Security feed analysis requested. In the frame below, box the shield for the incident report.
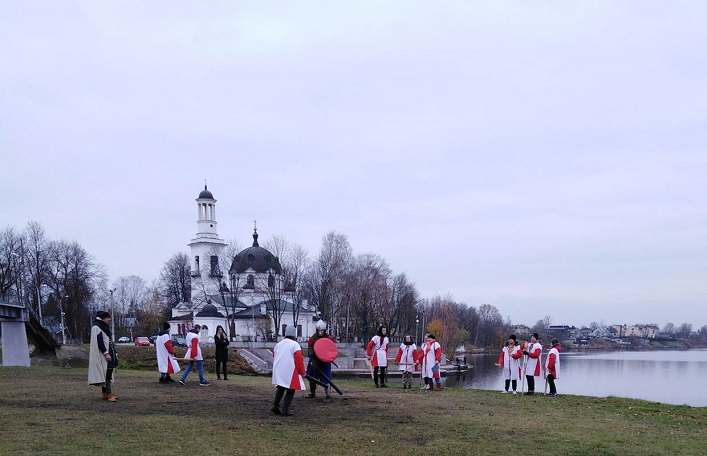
[313,337,338,363]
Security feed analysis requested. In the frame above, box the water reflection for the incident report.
[442,349,707,407]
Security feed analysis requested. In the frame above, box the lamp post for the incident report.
[416,315,419,345]
[109,289,115,343]
[422,309,426,340]
[60,295,68,345]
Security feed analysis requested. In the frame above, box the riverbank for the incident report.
[0,366,704,456]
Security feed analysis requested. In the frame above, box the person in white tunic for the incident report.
[495,334,522,394]
[156,322,180,383]
[544,338,561,397]
[366,325,390,388]
[271,326,306,416]
[395,334,417,389]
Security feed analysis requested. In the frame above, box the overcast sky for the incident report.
[2,2,706,329]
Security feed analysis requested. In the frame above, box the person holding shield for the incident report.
[367,325,390,388]
[305,319,334,401]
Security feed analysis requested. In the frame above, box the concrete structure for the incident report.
[0,299,30,366]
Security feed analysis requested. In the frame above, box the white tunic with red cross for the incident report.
[419,341,442,379]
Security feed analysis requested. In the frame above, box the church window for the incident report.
[210,256,221,277]
[194,256,200,273]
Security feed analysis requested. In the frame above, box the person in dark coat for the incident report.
[214,325,230,380]
[88,311,118,402]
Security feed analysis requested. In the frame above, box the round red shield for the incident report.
[313,337,338,363]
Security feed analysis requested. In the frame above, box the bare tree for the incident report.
[159,252,191,307]
[475,303,504,347]
[262,235,310,339]
[0,226,23,301]
[23,222,51,320]
[44,239,103,343]
[662,322,675,336]
[304,231,352,339]
[112,275,147,335]
[531,315,553,340]
[676,323,692,339]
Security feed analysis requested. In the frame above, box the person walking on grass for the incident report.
[156,322,180,383]
[271,326,306,416]
[88,311,118,402]
[416,333,443,391]
[367,325,390,388]
[179,324,211,386]
[522,332,542,395]
[214,325,229,380]
[395,333,417,389]
[545,338,561,397]
[495,334,522,394]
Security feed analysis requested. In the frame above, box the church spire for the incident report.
[252,220,259,247]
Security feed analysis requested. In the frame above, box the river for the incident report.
[443,349,707,407]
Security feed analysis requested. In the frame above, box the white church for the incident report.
[168,185,319,344]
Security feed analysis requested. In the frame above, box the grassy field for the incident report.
[0,365,705,456]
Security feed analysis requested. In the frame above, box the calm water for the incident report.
[443,349,707,407]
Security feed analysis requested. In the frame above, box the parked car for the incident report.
[117,336,130,343]
[171,336,187,347]
[148,335,159,345]
[134,336,151,346]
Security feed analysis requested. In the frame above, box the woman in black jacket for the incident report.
[214,325,230,380]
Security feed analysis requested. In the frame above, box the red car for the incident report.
[134,336,151,346]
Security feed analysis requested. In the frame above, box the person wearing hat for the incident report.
[88,311,118,402]
[495,334,522,394]
[544,338,561,397]
[156,322,180,383]
[305,319,334,401]
[271,325,306,416]
[522,332,543,395]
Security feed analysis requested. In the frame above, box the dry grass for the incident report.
[0,366,705,456]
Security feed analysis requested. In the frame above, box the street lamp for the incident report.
[422,309,426,340]
[416,315,419,344]
[109,289,115,343]
[60,295,68,345]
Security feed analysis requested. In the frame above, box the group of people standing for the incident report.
[366,325,444,391]
[496,332,561,397]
